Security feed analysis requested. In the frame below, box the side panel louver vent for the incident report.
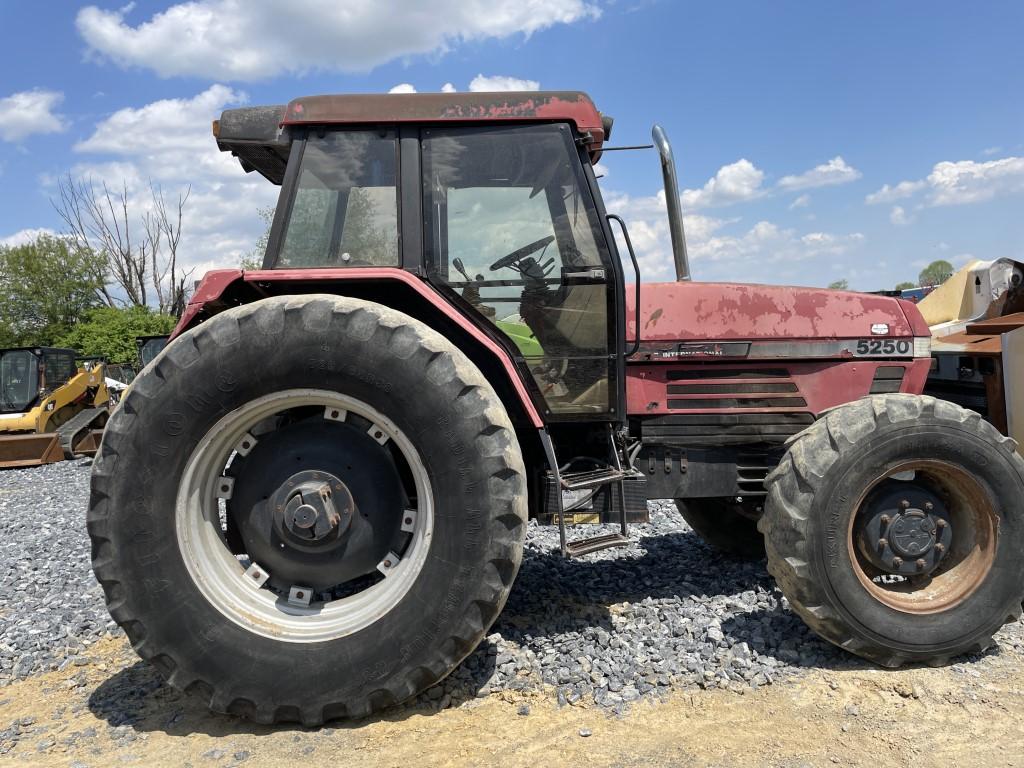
[870,366,906,394]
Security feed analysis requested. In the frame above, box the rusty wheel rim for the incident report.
[848,460,997,614]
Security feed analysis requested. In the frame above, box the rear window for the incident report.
[43,350,76,388]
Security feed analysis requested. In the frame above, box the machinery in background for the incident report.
[0,347,110,468]
[136,335,169,369]
[922,258,1024,449]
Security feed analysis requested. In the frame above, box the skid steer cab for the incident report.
[0,347,109,467]
[89,91,1024,724]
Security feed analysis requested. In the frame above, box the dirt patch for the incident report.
[1,637,1022,767]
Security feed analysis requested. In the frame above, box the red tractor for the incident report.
[89,92,1024,724]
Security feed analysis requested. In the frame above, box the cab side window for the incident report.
[276,131,399,268]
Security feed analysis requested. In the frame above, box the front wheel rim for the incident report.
[848,460,997,614]
[175,389,434,643]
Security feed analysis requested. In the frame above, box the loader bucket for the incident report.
[0,433,64,468]
[72,428,105,457]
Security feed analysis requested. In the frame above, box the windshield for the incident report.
[0,351,40,413]
[273,130,399,268]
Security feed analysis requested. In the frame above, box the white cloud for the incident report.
[864,179,927,205]
[927,157,1024,205]
[0,227,58,247]
[603,187,863,284]
[788,193,811,210]
[867,156,1024,207]
[467,74,540,92]
[388,83,417,94]
[889,205,910,226]
[441,82,457,93]
[982,146,1003,156]
[777,156,861,191]
[0,89,67,142]
[681,159,766,210]
[70,85,278,273]
[593,162,610,178]
[76,1,598,80]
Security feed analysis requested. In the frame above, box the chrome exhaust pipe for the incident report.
[652,124,691,281]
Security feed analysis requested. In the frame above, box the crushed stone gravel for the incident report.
[2,460,1021,716]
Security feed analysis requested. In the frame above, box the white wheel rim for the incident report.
[175,389,433,643]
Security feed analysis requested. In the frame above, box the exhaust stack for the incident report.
[652,124,690,281]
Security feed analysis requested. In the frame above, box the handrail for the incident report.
[606,214,641,357]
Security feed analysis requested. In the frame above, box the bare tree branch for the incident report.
[51,174,193,316]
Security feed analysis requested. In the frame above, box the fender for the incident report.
[173,267,544,428]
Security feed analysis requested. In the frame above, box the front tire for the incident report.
[760,394,1024,667]
[88,295,527,723]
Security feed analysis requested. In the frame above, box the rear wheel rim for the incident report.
[175,389,433,643]
[848,460,997,614]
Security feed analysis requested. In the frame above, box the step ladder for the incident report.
[541,425,634,558]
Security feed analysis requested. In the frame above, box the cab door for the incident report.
[421,123,622,420]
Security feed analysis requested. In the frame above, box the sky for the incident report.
[0,0,1021,290]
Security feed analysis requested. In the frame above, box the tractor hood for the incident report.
[626,281,929,360]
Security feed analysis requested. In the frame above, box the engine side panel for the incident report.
[627,281,919,342]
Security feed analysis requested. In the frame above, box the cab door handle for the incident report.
[564,268,606,280]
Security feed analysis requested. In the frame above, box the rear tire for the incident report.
[760,394,1024,667]
[88,295,527,723]
[674,499,765,559]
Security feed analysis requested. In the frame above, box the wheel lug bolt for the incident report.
[924,501,934,512]
[880,515,891,525]
[916,559,926,570]
[935,543,945,554]
[936,518,947,529]
[892,557,903,567]
[899,500,910,510]
[878,538,888,549]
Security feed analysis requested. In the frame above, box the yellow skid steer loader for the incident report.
[0,347,110,468]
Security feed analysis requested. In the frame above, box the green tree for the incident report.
[0,234,106,346]
[828,279,850,290]
[56,305,176,364]
[241,206,275,270]
[918,260,954,287]
[895,281,916,291]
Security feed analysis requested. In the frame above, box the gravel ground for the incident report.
[2,460,1022,718]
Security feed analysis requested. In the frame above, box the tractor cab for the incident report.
[0,347,77,414]
[223,94,631,423]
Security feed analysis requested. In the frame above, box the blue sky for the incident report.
[0,0,1021,290]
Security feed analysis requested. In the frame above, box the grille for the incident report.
[641,412,814,447]
[665,369,806,411]
[648,368,811,446]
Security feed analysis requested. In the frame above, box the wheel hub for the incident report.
[857,480,953,577]
[226,418,407,592]
[273,471,354,544]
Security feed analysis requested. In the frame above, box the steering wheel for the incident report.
[489,235,556,272]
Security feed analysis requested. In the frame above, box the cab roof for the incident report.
[215,91,609,184]
[282,91,605,141]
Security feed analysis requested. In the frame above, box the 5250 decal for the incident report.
[854,338,912,356]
